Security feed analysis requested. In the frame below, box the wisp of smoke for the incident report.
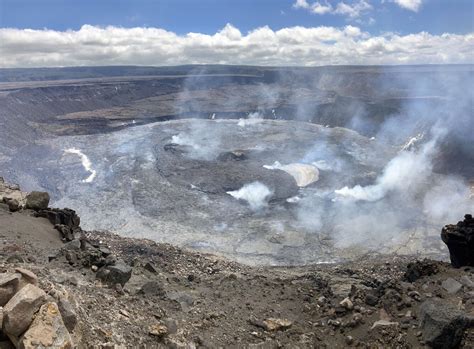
[237,112,263,127]
[335,128,441,202]
[227,181,273,210]
[171,120,223,160]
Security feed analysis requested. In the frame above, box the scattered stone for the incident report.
[144,262,158,274]
[63,240,81,251]
[403,260,439,282]
[162,318,178,334]
[96,261,132,286]
[25,191,50,211]
[99,246,112,256]
[371,320,399,330]
[340,297,354,310]
[365,293,378,306]
[55,224,75,241]
[459,275,474,288]
[262,318,292,331]
[2,283,47,336]
[0,274,20,306]
[419,298,468,349]
[20,302,73,348]
[119,309,130,318]
[15,268,38,287]
[148,323,168,337]
[6,254,24,264]
[139,281,165,296]
[441,278,463,294]
[58,298,77,332]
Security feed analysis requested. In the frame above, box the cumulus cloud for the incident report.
[0,24,472,67]
[294,0,372,18]
[392,0,423,12]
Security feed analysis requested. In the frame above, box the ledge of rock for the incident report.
[441,214,474,267]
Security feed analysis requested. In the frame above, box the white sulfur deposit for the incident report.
[64,148,97,183]
[264,161,319,187]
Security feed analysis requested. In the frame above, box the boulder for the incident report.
[2,284,47,336]
[96,261,132,286]
[441,214,474,267]
[20,302,73,349]
[25,192,50,211]
[419,298,468,349]
[0,274,20,306]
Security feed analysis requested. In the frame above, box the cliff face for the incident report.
[2,65,463,141]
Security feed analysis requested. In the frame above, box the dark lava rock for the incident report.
[403,259,439,282]
[441,214,474,268]
[36,207,80,229]
[96,261,132,286]
[419,298,468,349]
[25,191,50,210]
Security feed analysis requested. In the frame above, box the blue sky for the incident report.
[1,0,472,36]
[0,0,472,67]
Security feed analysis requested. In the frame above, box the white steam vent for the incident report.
[264,161,319,187]
[227,181,273,210]
[64,148,97,183]
[237,112,263,127]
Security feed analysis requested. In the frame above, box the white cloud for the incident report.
[0,24,472,68]
[393,0,423,12]
[293,0,310,9]
[334,1,372,18]
[293,0,372,18]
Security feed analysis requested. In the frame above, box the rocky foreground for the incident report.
[0,177,473,348]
